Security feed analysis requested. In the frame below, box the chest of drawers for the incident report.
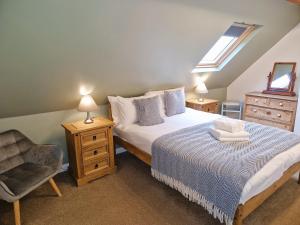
[244,92,298,131]
[62,117,115,186]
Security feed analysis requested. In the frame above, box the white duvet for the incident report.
[114,108,300,204]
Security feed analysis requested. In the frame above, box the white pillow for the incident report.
[116,95,146,127]
[107,96,120,125]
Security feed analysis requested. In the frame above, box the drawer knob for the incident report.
[279,102,283,106]
[93,136,97,141]
[255,99,258,102]
[266,111,271,115]
[253,109,257,112]
[277,113,281,118]
[95,164,99,169]
[93,150,98,155]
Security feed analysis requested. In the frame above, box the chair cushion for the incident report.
[0,162,55,196]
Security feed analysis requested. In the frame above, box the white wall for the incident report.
[227,23,300,100]
[227,23,300,133]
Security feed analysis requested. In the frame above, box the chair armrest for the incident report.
[24,144,63,171]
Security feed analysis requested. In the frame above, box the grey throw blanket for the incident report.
[151,122,300,225]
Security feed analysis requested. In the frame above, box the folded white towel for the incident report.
[209,128,250,142]
[213,118,245,133]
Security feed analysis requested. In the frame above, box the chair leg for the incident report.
[13,200,21,225]
[49,178,62,197]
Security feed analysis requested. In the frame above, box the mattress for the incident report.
[114,108,300,204]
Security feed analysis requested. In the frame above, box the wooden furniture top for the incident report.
[62,117,114,134]
[186,98,219,105]
[246,92,297,101]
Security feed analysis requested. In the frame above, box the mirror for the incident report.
[263,62,296,96]
[270,64,294,89]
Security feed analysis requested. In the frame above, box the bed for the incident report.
[109,105,300,225]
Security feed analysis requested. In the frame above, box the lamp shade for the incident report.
[78,95,98,112]
[195,80,208,94]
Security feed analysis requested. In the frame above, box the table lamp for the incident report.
[78,94,98,124]
[195,80,208,102]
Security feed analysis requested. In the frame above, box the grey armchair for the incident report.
[0,130,63,225]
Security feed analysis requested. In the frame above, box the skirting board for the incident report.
[60,163,69,173]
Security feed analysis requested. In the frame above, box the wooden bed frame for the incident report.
[108,104,300,225]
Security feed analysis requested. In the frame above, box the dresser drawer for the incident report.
[244,116,291,131]
[246,96,269,108]
[83,157,110,176]
[246,95,297,111]
[268,98,297,111]
[82,145,109,162]
[80,128,108,148]
[245,105,293,123]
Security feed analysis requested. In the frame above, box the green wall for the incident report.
[0,0,299,118]
[0,87,226,163]
[0,106,107,163]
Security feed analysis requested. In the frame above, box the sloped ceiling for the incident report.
[0,0,299,118]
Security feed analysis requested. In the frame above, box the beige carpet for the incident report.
[0,153,300,225]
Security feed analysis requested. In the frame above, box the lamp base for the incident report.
[84,112,94,124]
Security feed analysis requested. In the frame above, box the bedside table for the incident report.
[186,98,219,113]
[62,117,115,186]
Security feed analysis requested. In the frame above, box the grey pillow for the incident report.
[134,96,164,126]
[164,89,186,116]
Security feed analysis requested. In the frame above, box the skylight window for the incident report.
[192,23,256,73]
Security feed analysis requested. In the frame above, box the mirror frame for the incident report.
[263,62,296,96]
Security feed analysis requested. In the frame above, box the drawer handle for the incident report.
[95,164,99,169]
[93,136,97,141]
[277,113,281,118]
[279,102,283,106]
[252,109,257,113]
[266,111,271,115]
[93,150,98,155]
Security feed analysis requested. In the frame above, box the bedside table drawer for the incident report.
[186,102,201,110]
[80,128,108,148]
[82,145,109,161]
[83,157,110,176]
[203,103,218,113]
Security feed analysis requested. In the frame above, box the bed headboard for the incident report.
[107,102,113,122]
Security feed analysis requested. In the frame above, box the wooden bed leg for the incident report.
[49,178,62,197]
[233,205,243,225]
[13,200,21,225]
